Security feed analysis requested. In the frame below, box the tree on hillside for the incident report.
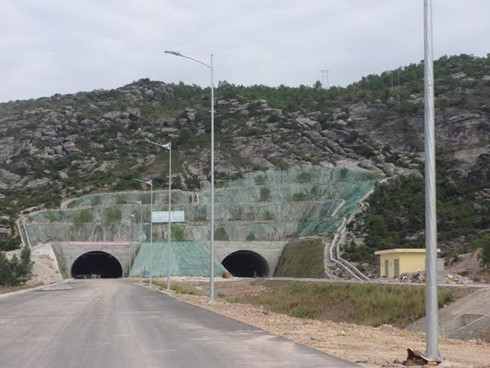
[0,246,33,287]
[477,234,490,268]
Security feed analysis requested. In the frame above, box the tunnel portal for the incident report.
[222,250,270,277]
[71,251,123,279]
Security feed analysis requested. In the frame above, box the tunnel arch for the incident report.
[71,251,123,279]
[222,250,270,277]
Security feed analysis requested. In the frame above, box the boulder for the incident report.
[103,111,121,121]
[0,169,21,188]
[26,178,51,189]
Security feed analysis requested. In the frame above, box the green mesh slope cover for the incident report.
[130,241,228,277]
[25,166,382,244]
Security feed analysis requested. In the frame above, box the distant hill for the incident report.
[0,54,488,262]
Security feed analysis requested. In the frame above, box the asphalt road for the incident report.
[0,279,358,368]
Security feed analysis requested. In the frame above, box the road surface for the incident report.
[0,279,358,368]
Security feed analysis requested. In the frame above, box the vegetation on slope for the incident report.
[225,280,465,328]
[274,238,325,278]
[345,154,489,263]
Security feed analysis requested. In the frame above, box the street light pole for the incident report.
[137,179,153,286]
[131,200,143,274]
[129,214,136,271]
[146,140,172,291]
[165,50,215,301]
[423,0,440,361]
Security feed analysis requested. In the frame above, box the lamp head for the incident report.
[165,50,182,57]
[146,139,171,150]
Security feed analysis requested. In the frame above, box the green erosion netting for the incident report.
[25,166,382,244]
[130,241,228,277]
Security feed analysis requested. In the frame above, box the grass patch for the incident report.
[274,239,325,278]
[153,280,205,296]
[225,280,465,328]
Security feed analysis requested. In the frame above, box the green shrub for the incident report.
[171,226,185,241]
[0,246,32,286]
[292,192,309,201]
[260,187,270,202]
[477,234,490,268]
[214,227,229,241]
[246,233,256,241]
[73,209,94,227]
[103,207,122,225]
[263,210,275,221]
[194,207,207,222]
[254,175,267,186]
[296,172,312,183]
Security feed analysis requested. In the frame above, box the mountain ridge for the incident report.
[1,53,488,263]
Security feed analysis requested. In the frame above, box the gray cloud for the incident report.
[1,0,489,102]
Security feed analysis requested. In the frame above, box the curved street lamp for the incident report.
[165,50,216,301]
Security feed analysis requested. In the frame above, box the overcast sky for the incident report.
[1,0,489,102]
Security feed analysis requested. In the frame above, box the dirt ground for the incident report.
[144,277,490,368]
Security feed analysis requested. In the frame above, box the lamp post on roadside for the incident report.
[137,179,153,286]
[129,214,136,268]
[423,0,440,361]
[130,200,143,244]
[146,140,172,291]
[165,50,216,301]
[130,200,143,277]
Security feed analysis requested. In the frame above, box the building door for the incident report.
[384,260,389,277]
[394,259,400,277]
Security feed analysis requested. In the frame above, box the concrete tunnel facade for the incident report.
[53,240,287,278]
[53,241,138,278]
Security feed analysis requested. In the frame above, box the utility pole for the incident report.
[320,69,330,89]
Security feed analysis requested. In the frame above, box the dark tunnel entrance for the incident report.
[71,251,123,279]
[222,250,270,277]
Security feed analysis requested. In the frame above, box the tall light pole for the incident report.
[146,140,172,291]
[423,0,440,361]
[129,214,136,270]
[137,179,153,286]
[165,50,216,301]
[130,200,143,244]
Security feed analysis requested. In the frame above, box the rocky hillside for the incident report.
[0,54,488,260]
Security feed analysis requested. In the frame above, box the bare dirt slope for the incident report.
[444,252,490,284]
[144,278,490,368]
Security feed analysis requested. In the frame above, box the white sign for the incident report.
[152,211,185,223]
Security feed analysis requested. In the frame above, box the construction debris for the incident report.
[403,348,441,366]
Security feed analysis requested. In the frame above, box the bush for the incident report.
[171,226,185,241]
[296,172,312,183]
[214,227,229,241]
[259,187,270,202]
[246,233,256,241]
[263,210,275,221]
[73,210,94,228]
[292,192,309,201]
[254,175,267,186]
[0,246,33,286]
[103,207,122,225]
[477,234,490,268]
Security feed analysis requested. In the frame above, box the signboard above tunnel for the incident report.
[152,211,185,223]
